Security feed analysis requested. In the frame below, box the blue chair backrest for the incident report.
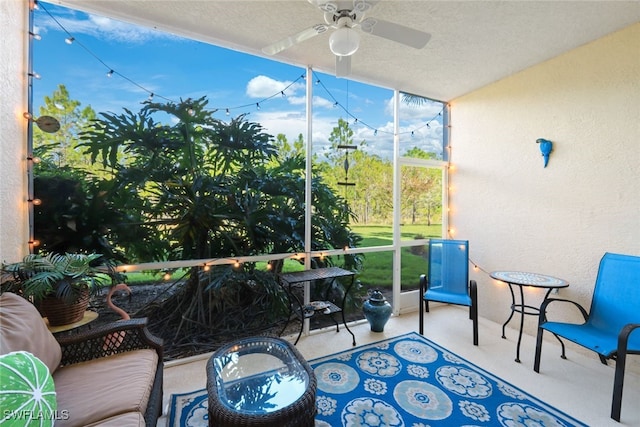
[588,253,640,333]
[428,239,469,296]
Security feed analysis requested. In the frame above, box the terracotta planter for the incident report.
[40,288,90,326]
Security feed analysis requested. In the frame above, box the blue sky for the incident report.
[33,2,444,160]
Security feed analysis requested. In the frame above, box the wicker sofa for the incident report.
[0,292,163,427]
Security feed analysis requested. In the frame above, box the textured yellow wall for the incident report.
[0,0,29,264]
[451,23,640,332]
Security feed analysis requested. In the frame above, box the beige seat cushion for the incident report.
[0,292,62,373]
[53,349,158,427]
[85,411,145,427]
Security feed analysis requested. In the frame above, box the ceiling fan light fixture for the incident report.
[329,26,360,56]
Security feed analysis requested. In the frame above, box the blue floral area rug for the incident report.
[168,332,586,426]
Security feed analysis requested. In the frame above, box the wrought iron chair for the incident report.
[534,252,640,422]
[419,239,478,345]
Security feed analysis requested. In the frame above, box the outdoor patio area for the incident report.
[159,305,640,426]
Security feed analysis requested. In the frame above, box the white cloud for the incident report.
[312,96,336,110]
[246,75,305,99]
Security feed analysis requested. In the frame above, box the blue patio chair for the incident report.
[534,252,640,422]
[419,239,478,345]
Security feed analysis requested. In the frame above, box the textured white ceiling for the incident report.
[57,0,640,102]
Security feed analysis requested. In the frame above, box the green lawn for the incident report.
[353,224,442,289]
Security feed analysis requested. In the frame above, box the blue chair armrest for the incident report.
[619,323,640,354]
[419,274,428,294]
[538,297,589,327]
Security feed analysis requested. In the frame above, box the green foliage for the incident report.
[78,97,361,266]
[201,265,289,326]
[34,84,99,175]
[33,176,127,260]
[1,253,115,304]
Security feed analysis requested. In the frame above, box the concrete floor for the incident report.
[158,306,640,426]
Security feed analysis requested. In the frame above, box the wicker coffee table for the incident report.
[206,336,317,427]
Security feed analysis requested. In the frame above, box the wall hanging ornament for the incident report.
[337,144,357,188]
[536,138,553,168]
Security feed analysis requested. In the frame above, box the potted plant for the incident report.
[1,252,116,326]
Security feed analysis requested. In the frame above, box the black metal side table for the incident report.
[279,267,357,346]
[491,271,569,363]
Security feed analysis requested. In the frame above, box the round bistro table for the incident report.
[490,271,569,363]
[206,336,317,427]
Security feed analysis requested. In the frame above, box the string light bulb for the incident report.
[64,36,74,44]
[28,72,40,79]
[106,69,114,78]
[28,198,42,206]
[163,271,171,281]
[203,264,210,272]
[29,31,41,40]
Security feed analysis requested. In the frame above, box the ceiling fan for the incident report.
[262,0,431,77]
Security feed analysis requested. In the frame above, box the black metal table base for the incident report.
[279,267,357,346]
[502,285,566,363]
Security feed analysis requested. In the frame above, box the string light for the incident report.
[28,198,42,206]
[36,2,444,136]
[29,31,41,40]
[28,72,40,79]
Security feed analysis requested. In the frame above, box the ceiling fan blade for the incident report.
[360,17,430,49]
[335,55,351,78]
[353,0,379,15]
[262,24,328,55]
